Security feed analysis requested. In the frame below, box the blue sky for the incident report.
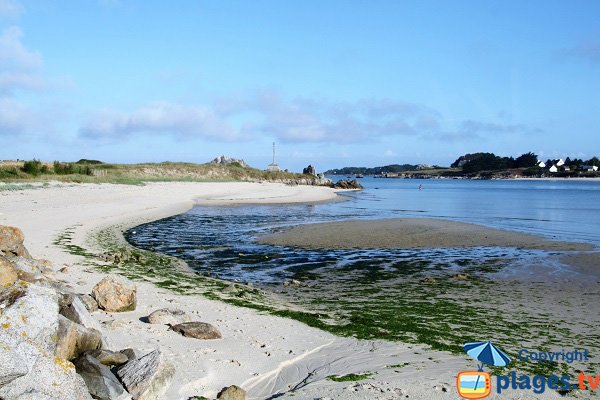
[1,0,599,171]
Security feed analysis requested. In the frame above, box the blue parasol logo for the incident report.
[464,341,511,370]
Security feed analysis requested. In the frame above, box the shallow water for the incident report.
[126,178,600,285]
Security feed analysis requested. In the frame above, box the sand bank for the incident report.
[0,182,569,399]
[257,218,595,251]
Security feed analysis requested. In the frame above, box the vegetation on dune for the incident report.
[0,159,320,184]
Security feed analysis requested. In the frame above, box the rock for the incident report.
[209,155,249,168]
[169,322,222,340]
[59,266,70,273]
[146,308,192,325]
[302,165,316,176]
[79,294,99,313]
[0,282,92,399]
[92,275,136,312]
[332,179,363,189]
[283,279,302,287]
[74,355,131,400]
[453,273,470,280]
[0,257,18,287]
[120,348,142,362]
[0,225,31,258]
[217,385,247,400]
[421,277,437,284]
[7,256,46,282]
[0,347,28,387]
[84,349,128,366]
[55,315,102,361]
[59,294,102,330]
[117,349,175,400]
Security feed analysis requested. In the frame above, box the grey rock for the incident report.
[169,322,222,340]
[117,349,174,400]
[0,347,28,387]
[217,385,247,400]
[119,348,142,362]
[85,349,129,366]
[146,308,192,325]
[75,355,131,400]
[59,293,102,331]
[79,294,99,312]
[209,155,249,168]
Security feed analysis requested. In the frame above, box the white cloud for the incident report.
[0,0,23,17]
[80,102,241,141]
[0,26,41,70]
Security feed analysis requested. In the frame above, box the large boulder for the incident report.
[0,225,31,259]
[217,385,247,400]
[0,257,18,287]
[74,354,131,400]
[117,349,175,400]
[146,308,192,326]
[0,283,92,399]
[55,315,102,361]
[168,322,222,340]
[6,256,47,282]
[92,276,136,312]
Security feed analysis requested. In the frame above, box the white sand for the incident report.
[0,182,563,399]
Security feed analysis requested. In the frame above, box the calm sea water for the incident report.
[126,178,600,284]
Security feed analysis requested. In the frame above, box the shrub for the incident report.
[21,159,44,176]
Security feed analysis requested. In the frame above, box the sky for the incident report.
[0,0,599,171]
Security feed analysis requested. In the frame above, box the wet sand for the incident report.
[257,218,596,251]
[559,252,600,276]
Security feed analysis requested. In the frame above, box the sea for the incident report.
[125,178,600,357]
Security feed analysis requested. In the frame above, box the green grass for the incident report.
[327,373,374,382]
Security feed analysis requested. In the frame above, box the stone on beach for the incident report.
[0,225,31,259]
[92,275,137,312]
[55,315,103,361]
[84,349,129,366]
[168,321,222,340]
[217,385,247,400]
[74,354,131,400]
[59,293,102,329]
[146,308,192,325]
[117,349,175,400]
[0,347,28,387]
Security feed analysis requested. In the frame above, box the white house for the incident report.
[581,165,598,172]
[537,160,546,168]
[549,165,558,173]
[556,159,565,167]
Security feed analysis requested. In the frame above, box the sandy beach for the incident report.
[0,182,572,399]
[257,218,596,252]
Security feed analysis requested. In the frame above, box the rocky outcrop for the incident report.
[332,179,363,189]
[217,385,247,400]
[169,322,222,339]
[79,294,99,313]
[117,349,175,400]
[92,276,137,312]
[0,282,92,399]
[210,155,250,168]
[0,225,31,258]
[146,308,192,326]
[302,165,316,176]
[74,355,131,400]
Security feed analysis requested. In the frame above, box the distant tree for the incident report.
[586,157,600,167]
[22,159,44,176]
[515,152,538,168]
[565,157,572,166]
